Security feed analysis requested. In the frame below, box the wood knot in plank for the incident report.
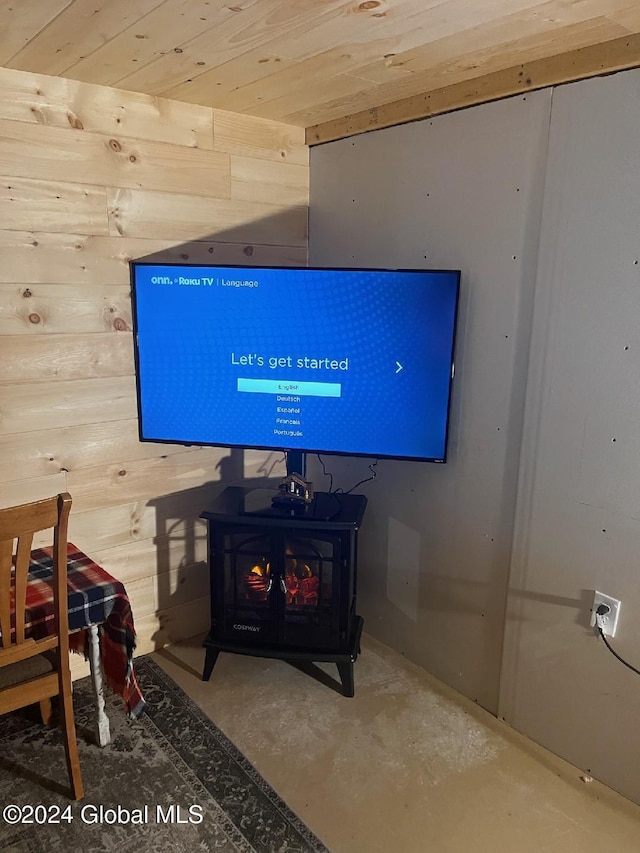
[22,288,32,298]
[113,317,128,331]
[29,313,41,324]
[67,112,84,130]
[109,139,122,152]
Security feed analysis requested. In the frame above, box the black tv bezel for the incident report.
[130,261,461,464]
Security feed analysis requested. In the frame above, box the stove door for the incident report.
[219,530,278,644]
[278,531,343,650]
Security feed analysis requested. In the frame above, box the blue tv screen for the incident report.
[130,263,460,463]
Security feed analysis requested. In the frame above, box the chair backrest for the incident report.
[0,493,72,666]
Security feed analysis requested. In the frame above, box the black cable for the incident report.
[343,459,379,495]
[316,454,334,493]
[315,456,379,496]
[596,626,640,677]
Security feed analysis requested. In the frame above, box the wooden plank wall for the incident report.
[0,67,309,672]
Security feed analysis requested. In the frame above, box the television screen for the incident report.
[130,263,460,463]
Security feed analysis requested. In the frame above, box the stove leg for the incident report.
[337,660,354,697]
[202,647,220,681]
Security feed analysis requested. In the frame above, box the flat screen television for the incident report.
[130,263,460,466]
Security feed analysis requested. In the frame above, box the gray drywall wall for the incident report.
[309,92,552,713]
[500,70,640,803]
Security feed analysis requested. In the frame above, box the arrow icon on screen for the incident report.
[395,361,403,374]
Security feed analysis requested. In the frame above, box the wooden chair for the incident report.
[0,492,83,800]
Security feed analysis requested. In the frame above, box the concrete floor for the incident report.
[153,633,640,853]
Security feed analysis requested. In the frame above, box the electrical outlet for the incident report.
[591,591,621,637]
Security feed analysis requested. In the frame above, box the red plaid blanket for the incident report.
[26,543,145,718]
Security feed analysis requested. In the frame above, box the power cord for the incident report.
[316,456,379,495]
[316,455,334,493]
[595,604,640,677]
[339,459,379,495]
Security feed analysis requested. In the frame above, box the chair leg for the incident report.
[39,698,53,725]
[58,669,84,800]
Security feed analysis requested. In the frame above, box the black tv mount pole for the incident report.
[286,449,306,478]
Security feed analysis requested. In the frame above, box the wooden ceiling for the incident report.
[3,1,640,144]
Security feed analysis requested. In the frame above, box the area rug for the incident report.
[0,657,329,853]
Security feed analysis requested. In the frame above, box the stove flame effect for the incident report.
[243,544,319,606]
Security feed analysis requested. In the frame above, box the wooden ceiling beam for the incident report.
[306,32,640,145]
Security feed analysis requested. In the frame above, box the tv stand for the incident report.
[285,449,306,478]
[200,486,367,696]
